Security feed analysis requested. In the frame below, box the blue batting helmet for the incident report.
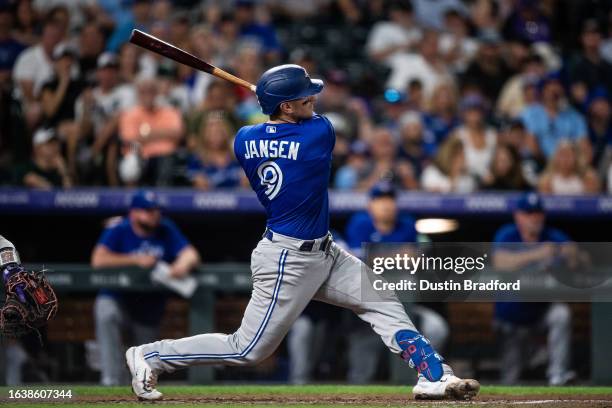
[255,64,324,115]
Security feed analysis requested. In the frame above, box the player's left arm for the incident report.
[165,220,201,278]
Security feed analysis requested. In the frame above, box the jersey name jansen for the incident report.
[243,140,300,160]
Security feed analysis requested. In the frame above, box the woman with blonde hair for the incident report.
[187,114,244,189]
[538,141,600,195]
[421,137,476,193]
[423,82,461,146]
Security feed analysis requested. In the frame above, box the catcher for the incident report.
[0,235,58,340]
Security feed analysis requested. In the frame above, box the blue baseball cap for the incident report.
[130,190,160,210]
[515,192,544,213]
[369,181,397,199]
[585,86,610,111]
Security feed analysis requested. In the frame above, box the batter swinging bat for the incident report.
[129,29,257,92]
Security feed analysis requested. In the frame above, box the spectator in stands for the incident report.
[538,141,600,195]
[234,0,281,63]
[77,23,106,83]
[214,12,240,67]
[75,52,136,185]
[569,19,612,107]
[497,54,547,120]
[386,29,452,101]
[585,87,612,169]
[423,82,460,144]
[398,110,435,179]
[316,70,362,141]
[40,43,84,178]
[91,190,200,386]
[359,127,418,191]
[186,25,220,107]
[15,127,72,188]
[0,6,26,78]
[519,73,591,160]
[452,94,498,183]
[334,140,370,190]
[493,192,577,385]
[187,80,240,149]
[462,32,512,104]
[325,112,351,179]
[12,0,39,47]
[343,181,449,383]
[421,137,476,193]
[501,0,552,44]
[117,42,147,83]
[12,18,64,127]
[498,119,541,186]
[118,77,184,185]
[412,0,467,30]
[481,143,530,191]
[106,0,153,53]
[187,115,243,189]
[231,42,264,123]
[366,0,421,65]
[438,9,478,74]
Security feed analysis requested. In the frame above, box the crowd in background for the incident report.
[1,0,612,195]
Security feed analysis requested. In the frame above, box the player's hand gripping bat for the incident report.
[129,29,257,92]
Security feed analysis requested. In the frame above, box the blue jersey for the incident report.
[234,115,335,240]
[96,216,190,325]
[97,217,189,263]
[493,223,570,325]
[345,211,418,258]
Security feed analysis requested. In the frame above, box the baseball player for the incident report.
[125,65,480,401]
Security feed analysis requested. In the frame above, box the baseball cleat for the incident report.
[413,373,480,400]
[125,346,163,401]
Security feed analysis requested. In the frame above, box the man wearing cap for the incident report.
[126,64,479,401]
[75,52,136,184]
[16,128,71,188]
[344,182,449,383]
[90,190,200,386]
[492,192,576,385]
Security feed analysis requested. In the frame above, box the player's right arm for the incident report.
[91,224,157,269]
[91,245,157,269]
[492,226,555,271]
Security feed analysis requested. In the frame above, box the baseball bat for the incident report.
[129,29,257,92]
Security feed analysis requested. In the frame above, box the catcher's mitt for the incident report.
[0,267,58,338]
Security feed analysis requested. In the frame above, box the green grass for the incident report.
[1,385,612,407]
[3,384,612,396]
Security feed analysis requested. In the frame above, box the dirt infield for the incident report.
[5,392,610,407]
[3,386,612,407]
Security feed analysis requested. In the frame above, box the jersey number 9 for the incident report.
[257,161,283,200]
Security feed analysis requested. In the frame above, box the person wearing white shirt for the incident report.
[12,19,64,102]
[366,1,422,65]
[386,30,453,100]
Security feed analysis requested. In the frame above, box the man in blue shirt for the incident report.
[91,190,200,386]
[519,74,590,159]
[493,192,575,385]
[128,65,478,401]
[344,182,449,384]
